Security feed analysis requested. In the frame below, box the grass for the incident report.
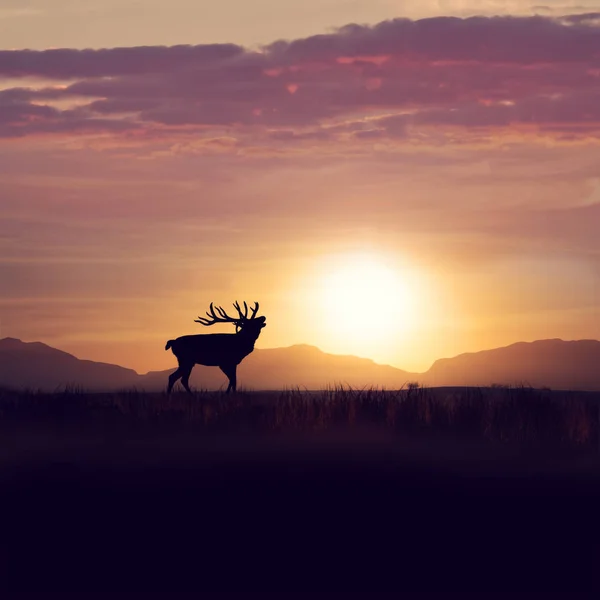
[1,383,598,458]
[2,383,600,593]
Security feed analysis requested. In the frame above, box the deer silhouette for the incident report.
[165,301,266,395]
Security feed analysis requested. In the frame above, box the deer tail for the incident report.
[165,339,175,351]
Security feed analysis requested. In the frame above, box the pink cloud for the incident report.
[0,14,599,142]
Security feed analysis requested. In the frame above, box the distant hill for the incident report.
[0,338,417,392]
[424,339,600,391]
[0,338,139,392]
[1,337,599,392]
[141,344,418,391]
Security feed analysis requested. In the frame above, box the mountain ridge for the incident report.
[1,337,600,392]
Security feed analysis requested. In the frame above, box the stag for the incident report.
[165,301,266,395]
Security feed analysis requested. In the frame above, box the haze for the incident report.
[1,1,599,373]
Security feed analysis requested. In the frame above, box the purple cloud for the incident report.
[0,44,244,78]
[0,14,599,142]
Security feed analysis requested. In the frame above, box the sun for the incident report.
[316,252,418,354]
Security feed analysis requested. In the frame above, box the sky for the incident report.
[1,1,600,374]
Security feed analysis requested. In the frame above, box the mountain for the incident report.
[424,339,600,391]
[0,338,140,392]
[1,337,599,393]
[141,344,418,391]
[0,338,417,392]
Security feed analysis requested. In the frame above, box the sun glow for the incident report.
[315,252,421,356]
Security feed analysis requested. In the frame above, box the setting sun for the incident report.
[315,253,419,355]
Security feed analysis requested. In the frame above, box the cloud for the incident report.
[0,14,599,144]
[266,14,600,64]
[0,44,243,78]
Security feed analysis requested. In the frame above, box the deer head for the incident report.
[194,301,266,334]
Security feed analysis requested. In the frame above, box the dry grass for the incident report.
[1,383,598,456]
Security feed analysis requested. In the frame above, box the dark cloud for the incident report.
[0,44,244,78]
[0,14,599,140]
[266,15,600,65]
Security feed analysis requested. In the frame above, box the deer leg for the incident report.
[219,364,237,393]
[180,365,194,396]
[167,367,184,395]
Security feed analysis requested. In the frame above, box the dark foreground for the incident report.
[1,386,600,594]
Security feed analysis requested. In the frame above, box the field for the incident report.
[2,384,600,593]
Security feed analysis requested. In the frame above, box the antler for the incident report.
[194,302,240,326]
[194,301,261,327]
[233,301,260,322]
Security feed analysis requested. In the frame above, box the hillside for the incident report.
[0,338,417,392]
[424,339,600,391]
[0,338,139,391]
[141,344,418,391]
[2,337,600,392]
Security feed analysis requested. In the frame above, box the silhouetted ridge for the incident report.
[426,339,600,390]
[1,337,600,392]
[1,337,71,354]
[0,337,139,391]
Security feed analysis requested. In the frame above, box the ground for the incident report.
[1,385,599,593]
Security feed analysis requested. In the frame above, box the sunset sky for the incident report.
[1,1,599,374]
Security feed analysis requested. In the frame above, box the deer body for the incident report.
[165,302,266,395]
[166,333,257,367]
